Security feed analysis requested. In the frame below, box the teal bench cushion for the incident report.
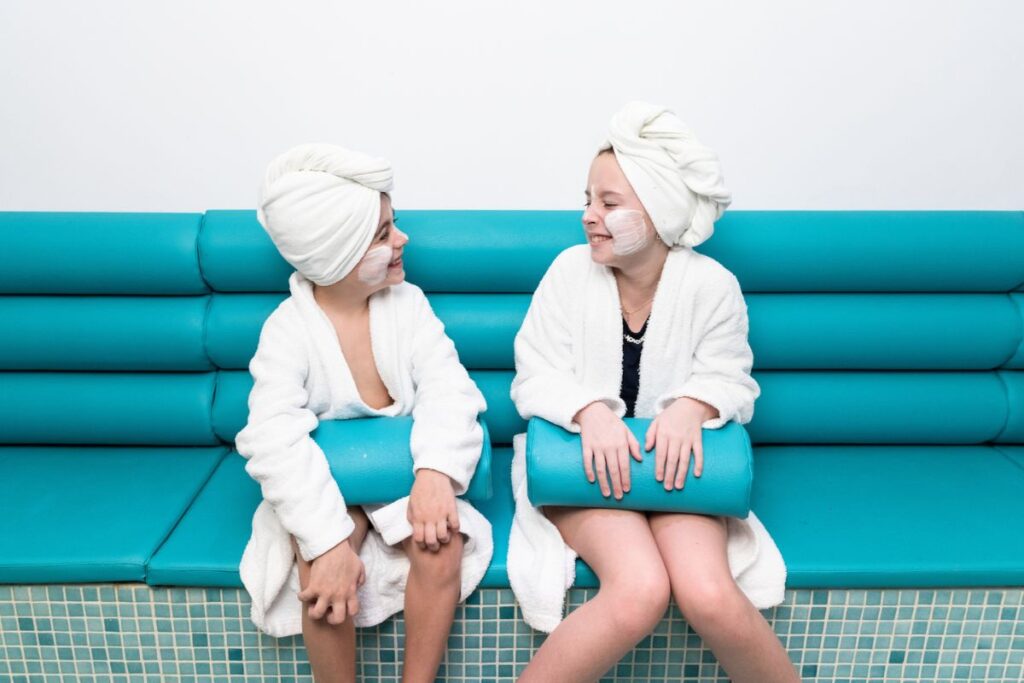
[213,370,1024,446]
[0,373,219,445]
[204,292,1024,372]
[196,210,1024,293]
[0,297,212,371]
[148,445,1024,589]
[0,446,226,583]
[0,213,208,295]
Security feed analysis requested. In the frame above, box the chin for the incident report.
[588,244,616,266]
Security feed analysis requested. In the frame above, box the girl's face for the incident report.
[582,151,658,267]
[348,194,408,291]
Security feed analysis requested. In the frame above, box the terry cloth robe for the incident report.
[235,272,493,637]
[508,244,786,633]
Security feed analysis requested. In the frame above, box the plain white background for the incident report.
[1,0,1021,211]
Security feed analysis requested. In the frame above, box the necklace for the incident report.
[621,296,654,317]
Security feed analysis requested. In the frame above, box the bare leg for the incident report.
[291,507,371,683]
[517,507,671,683]
[649,513,800,683]
[399,533,464,683]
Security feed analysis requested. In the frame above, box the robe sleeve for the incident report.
[407,287,487,495]
[235,307,355,562]
[654,272,761,429]
[511,252,624,433]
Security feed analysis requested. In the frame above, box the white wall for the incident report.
[1,0,1021,212]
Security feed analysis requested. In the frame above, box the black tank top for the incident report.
[620,316,648,418]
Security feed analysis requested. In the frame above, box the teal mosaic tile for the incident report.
[1,586,1023,681]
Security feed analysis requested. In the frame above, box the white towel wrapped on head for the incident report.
[603,101,732,249]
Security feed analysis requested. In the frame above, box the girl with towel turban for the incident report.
[509,103,799,682]
[234,144,493,683]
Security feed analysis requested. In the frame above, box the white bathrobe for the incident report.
[508,244,786,633]
[235,272,493,637]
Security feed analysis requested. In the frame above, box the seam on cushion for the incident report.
[196,211,213,290]
[991,444,1024,476]
[201,294,216,370]
[992,370,1013,442]
[998,292,1024,369]
[143,449,229,583]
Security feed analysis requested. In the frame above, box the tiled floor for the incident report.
[1,585,1022,682]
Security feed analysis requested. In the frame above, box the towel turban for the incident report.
[256,143,394,286]
[602,101,731,248]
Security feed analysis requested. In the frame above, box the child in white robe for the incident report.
[235,143,492,683]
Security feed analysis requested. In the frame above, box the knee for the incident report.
[601,564,670,638]
[673,575,747,632]
[406,536,463,587]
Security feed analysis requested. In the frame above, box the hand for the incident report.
[573,401,642,499]
[299,539,365,625]
[644,397,718,491]
[408,469,459,552]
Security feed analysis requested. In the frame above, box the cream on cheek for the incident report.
[604,208,649,256]
[357,245,394,285]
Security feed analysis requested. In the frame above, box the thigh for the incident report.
[544,506,663,582]
[291,507,372,587]
[648,512,730,580]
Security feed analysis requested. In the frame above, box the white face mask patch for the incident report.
[604,209,649,256]
[357,245,394,285]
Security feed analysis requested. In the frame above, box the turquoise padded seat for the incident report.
[0,297,212,371]
[0,446,226,583]
[203,292,1024,372]
[196,210,1024,294]
[0,213,208,295]
[752,445,1024,586]
[0,373,219,445]
[147,454,257,587]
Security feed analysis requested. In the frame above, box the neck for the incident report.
[614,247,669,301]
[313,280,372,317]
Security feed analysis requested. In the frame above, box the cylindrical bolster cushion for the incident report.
[0,212,208,295]
[525,418,752,518]
[313,417,492,503]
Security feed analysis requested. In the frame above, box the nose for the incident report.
[393,227,409,248]
[582,204,600,227]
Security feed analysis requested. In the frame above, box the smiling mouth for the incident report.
[587,234,612,244]
[388,255,403,268]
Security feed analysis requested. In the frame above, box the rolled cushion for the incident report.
[0,373,218,445]
[525,418,752,518]
[196,210,1024,293]
[0,212,208,295]
[0,296,212,371]
[314,417,493,503]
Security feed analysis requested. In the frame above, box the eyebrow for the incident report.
[584,189,624,199]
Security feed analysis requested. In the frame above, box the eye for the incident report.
[378,229,390,242]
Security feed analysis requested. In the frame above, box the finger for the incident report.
[297,587,315,603]
[413,522,426,549]
[308,595,329,620]
[664,438,681,492]
[436,520,451,544]
[425,523,440,552]
[694,436,704,478]
[644,419,657,452]
[326,601,347,625]
[655,432,667,482]
[447,507,461,534]
[676,441,692,490]
[347,595,360,618]
[602,448,618,501]
[582,444,595,483]
[628,431,642,462]
[619,445,631,494]
[594,451,611,497]
[358,566,366,587]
